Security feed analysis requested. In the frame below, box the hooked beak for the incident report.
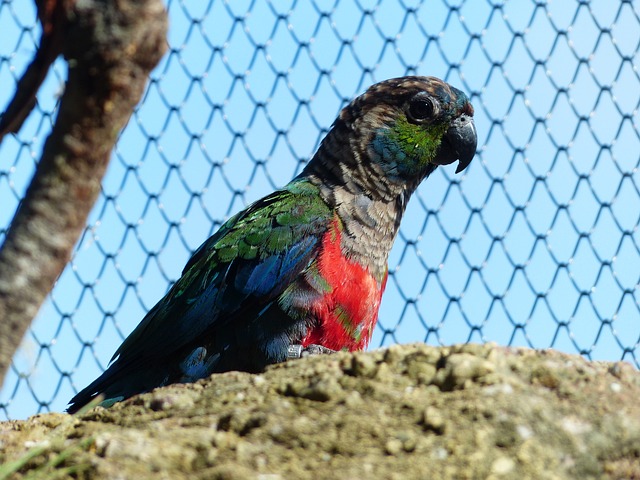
[433,114,477,173]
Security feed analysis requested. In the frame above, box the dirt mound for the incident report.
[1,343,639,479]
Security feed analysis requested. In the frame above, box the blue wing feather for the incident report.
[68,180,332,412]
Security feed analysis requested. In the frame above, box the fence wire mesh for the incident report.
[0,0,639,420]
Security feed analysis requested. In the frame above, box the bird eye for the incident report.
[406,94,438,123]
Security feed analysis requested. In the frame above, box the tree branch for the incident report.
[0,0,67,139]
[0,0,168,387]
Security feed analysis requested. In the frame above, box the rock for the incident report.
[0,343,639,479]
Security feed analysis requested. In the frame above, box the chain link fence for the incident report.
[1,0,638,420]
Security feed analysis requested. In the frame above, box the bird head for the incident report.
[339,76,477,188]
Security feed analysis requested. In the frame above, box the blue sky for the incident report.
[1,0,638,419]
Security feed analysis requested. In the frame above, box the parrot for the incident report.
[67,76,477,413]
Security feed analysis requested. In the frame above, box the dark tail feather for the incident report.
[67,363,168,414]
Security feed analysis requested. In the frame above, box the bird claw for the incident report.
[286,344,335,359]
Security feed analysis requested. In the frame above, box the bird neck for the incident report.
[297,125,417,283]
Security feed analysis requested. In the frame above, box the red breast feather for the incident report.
[302,218,387,351]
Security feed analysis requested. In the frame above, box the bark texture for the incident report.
[0,0,168,386]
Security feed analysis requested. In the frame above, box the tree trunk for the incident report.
[0,0,168,387]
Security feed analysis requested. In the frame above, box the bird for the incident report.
[67,76,477,413]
